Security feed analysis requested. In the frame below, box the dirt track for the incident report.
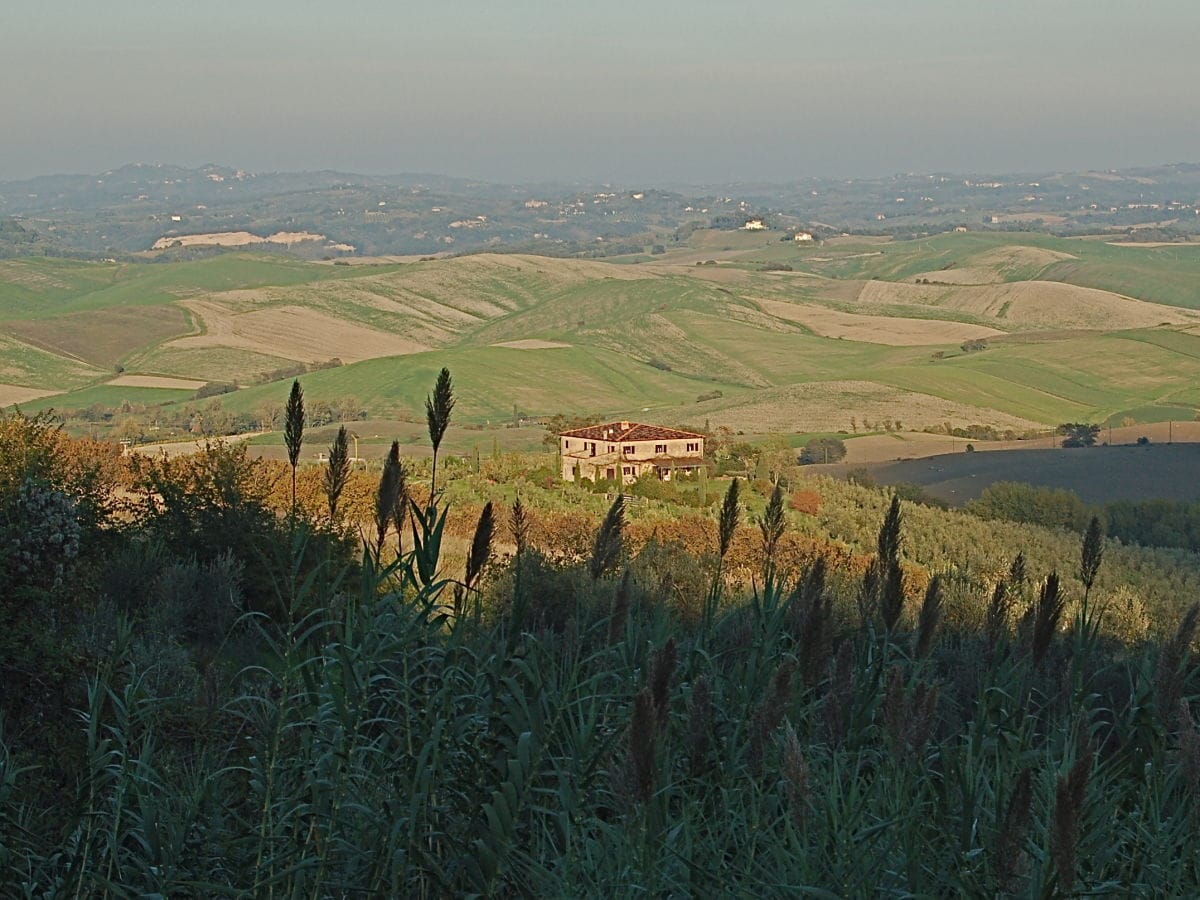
[129,431,264,459]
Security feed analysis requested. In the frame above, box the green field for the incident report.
[217,344,748,421]
[21,384,196,413]
[129,346,299,383]
[6,234,1200,433]
[768,231,1200,308]
[0,255,376,320]
[0,333,104,391]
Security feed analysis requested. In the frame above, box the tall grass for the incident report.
[3,388,1200,894]
[3,516,1199,893]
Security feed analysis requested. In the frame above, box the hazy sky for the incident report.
[4,1,1199,183]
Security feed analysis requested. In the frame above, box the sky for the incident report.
[4,0,1200,184]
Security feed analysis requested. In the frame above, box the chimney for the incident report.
[619,421,630,431]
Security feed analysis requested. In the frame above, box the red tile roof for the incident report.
[559,422,705,442]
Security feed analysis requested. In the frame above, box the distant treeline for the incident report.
[969,480,1200,553]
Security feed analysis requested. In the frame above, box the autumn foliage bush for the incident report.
[790,488,822,515]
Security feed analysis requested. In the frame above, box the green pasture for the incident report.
[4,304,192,368]
[245,418,551,460]
[8,239,1200,432]
[870,330,1200,424]
[128,346,300,383]
[21,383,196,413]
[1103,404,1198,426]
[773,231,1200,308]
[209,343,747,423]
[1044,243,1200,309]
[0,253,379,320]
[178,317,1200,432]
[0,334,103,390]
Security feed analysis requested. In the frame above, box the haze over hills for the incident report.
[5,161,1200,260]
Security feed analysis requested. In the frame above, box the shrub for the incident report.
[0,410,119,533]
[153,552,244,656]
[194,381,238,400]
[846,467,876,488]
[2,481,81,589]
[1058,423,1101,448]
[799,437,847,465]
[127,441,353,617]
[1097,585,1151,644]
[891,481,949,510]
[967,481,1090,532]
[789,489,822,515]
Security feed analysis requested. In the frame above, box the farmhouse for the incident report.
[741,218,766,231]
[559,421,705,484]
[793,231,814,242]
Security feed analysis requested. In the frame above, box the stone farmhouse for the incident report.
[558,422,705,484]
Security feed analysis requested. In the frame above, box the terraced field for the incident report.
[5,232,1200,434]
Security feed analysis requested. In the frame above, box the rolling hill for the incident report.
[6,232,1200,435]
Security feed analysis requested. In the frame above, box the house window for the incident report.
[623,466,633,476]
[623,446,635,455]
[686,442,699,453]
[655,444,667,454]
[608,445,616,452]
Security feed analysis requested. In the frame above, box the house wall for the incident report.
[560,435,704,484]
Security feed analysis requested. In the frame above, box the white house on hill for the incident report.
[559,422,705,484]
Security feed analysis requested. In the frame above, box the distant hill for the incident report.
[4,162,1200,260]
[0,217,69,259]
